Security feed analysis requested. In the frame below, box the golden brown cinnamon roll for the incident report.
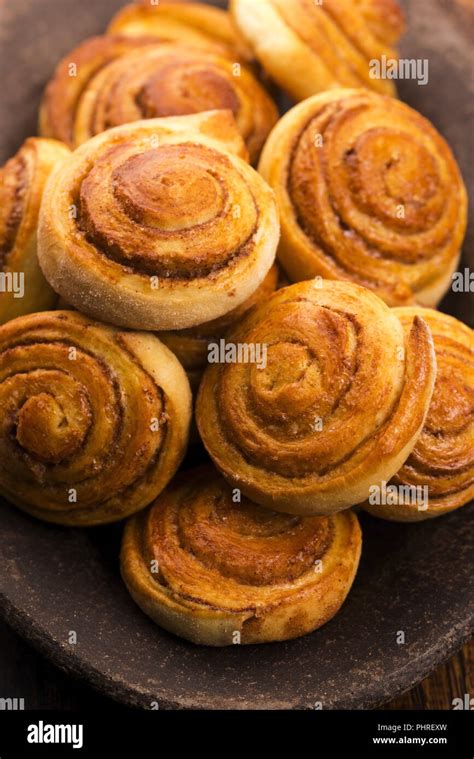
[39,35,160,147]
[121,466,362,645]
[157,264,279,387]
[196,280,437,516]
[231,0,405,100]
[0,138,70,325]
[37,111,279,331]
[365,308,474,521]
[259,90,468,308]
[0,310,191,526]
[71,44,278,163]
[108,1,253,62]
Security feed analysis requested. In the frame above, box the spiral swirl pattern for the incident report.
[38,112,279,331]
[121,466,362,645]
[0,138,70,324]
[231,0,405,100]
[73,44,278,163]
[365,308,473,521]
[197,280,437,516]
[108,1,253,63]
[0,311,191,525]
[259,90,467,308]
[39,35,161,147]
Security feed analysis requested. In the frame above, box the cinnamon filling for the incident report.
[0,154,28,269]
[77,142,259,279]
[148,474,333,592]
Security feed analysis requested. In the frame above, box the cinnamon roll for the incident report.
[259,89,468,307]
[108,1,253,63]
[71,44,278,163]
[0,310,191,526]
[121,466,362,645]
[196,280,437,516]
[39,35,160,147]
[365,308,474,521]
[157,264,279,388]
[231,0,405,100]
[0,138,70,325]
[37,111,279,331]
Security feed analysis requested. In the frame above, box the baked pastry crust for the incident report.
[196,279,437,516]
[0,138,70,324]
[231,0,405,100]
[365,307,474,521]
[70,43,278,163]
[108,1,253,62]
[259,89,467,308]
[121,466,362,645]
[0,310,191,526]
[157,263,279,387]
[39,35,160,147]
[37,111,279,331]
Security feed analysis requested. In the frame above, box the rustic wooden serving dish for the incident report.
[0,0,472,709]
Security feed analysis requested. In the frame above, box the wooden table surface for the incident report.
[0,618,471,710]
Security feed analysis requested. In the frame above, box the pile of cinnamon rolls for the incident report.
[0,0,472,646]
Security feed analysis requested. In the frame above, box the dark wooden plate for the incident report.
[0,0,472,710]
